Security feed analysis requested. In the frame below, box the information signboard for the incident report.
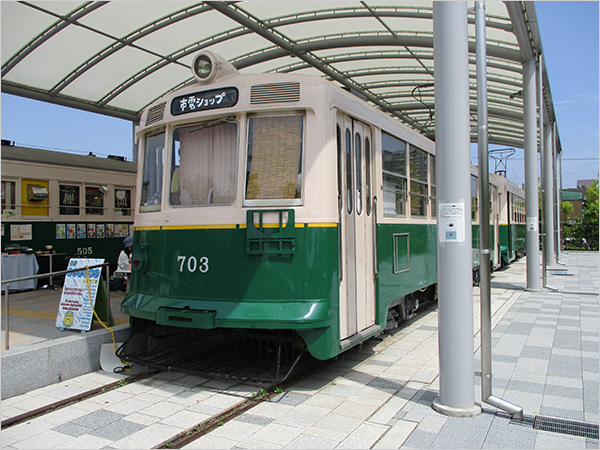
[56,258,105,331]
[438,202,466,243]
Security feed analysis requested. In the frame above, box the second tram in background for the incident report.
[471,167,526,283]
[1,143,136,280]
[118,51,524,378]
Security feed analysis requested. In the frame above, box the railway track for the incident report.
[0,349,333,449]
[1,303,437,449]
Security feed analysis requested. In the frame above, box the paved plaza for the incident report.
[1,251,598,449]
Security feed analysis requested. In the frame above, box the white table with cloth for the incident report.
[1,253,39,292]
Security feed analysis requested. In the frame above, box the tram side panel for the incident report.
[375,222,437,324]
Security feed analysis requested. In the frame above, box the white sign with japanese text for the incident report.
[438,202,466,243]
[56,258,104,331]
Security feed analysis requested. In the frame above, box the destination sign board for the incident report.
[171,87,238,116]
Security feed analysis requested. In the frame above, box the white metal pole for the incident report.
[555,124,563,261]
[432,1,481,417]
[523,57,542,291]
[543,121,555,265]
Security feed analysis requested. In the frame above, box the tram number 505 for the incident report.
[177,255,209,273]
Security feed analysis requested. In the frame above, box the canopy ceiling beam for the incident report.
[51,3,212,95]
[206,1,429,134]
[1,80,140,122]
[1,1,108,77]
[232,35,522,69]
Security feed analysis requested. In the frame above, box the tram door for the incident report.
[493,187,500,267]
[337,114,376,340]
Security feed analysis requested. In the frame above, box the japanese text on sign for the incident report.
[171,87,238,116]
[438,202,466,243]
[55,258,104,331]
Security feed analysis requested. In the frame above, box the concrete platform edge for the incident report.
[1,324,130,399]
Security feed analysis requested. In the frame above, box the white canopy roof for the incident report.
[1,1,560,150]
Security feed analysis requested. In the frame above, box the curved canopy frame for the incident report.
[1,1,560,150]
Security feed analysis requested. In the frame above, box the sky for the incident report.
[1,1,598,190]
[476,0,599,190]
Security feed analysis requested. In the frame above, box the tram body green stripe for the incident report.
[122,222,440,360]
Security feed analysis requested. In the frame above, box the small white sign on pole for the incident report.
[438,202,466,243]
[56,258,105,331]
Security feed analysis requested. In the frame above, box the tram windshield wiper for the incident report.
[188,115,236,133]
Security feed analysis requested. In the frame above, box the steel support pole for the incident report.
[543,121,555,265]
[523,58,542,291]
[475,1,523,419]
[555,127,563,262]
[538,54,548,289]
[432,1,481,417]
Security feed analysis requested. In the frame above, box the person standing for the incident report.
[111,236,133,291]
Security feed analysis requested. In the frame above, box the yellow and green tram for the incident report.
[470,169,526,282]
[120,51,521,370]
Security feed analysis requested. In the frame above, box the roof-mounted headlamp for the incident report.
[193,53,216,82]
[191,51,239,84]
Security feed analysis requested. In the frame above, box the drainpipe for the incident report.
[475,1,523,419]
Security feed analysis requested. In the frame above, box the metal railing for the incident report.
[1,263,111,350]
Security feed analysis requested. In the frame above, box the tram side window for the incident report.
[409,145,428,217]
[355,132,363,215]
[490,185,495,223]
[60,185,80,215]
[336,126,343,212]
[245,115,303,204]
[365,137,372,216]
[346,129,352,214]
[140,132,165,212]
[171,121,237,206]
[1,181,16,217]
[430,155,436,218]
[115,189,132,216]
[471,175,478,221]
[382,131,407,217]
[512,197,525,224]
[86,187,104,215]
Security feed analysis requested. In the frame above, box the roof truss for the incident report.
[1,1,560,150]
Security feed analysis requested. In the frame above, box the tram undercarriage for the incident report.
[117,319,309,384]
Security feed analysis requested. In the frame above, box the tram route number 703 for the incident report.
[177,255,209,273]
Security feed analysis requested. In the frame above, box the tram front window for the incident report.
[245,114,303,205]
[170,121,238,206]
[140,133,165,212]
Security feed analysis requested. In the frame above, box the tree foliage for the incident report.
[582,180,599,250]
[561,201,574,218]
[563,179,598,251]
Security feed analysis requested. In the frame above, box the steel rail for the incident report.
[0,370,153,429]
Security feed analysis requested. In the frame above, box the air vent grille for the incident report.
[145,102,166,126]
[250,82,300,105]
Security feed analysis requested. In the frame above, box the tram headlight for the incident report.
[192,52,217,83]
[194,55,212,79]
[190,51,239,84]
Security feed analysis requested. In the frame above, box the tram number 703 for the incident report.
[177,255,209,273]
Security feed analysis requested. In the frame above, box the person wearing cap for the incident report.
[112,236,133,287]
